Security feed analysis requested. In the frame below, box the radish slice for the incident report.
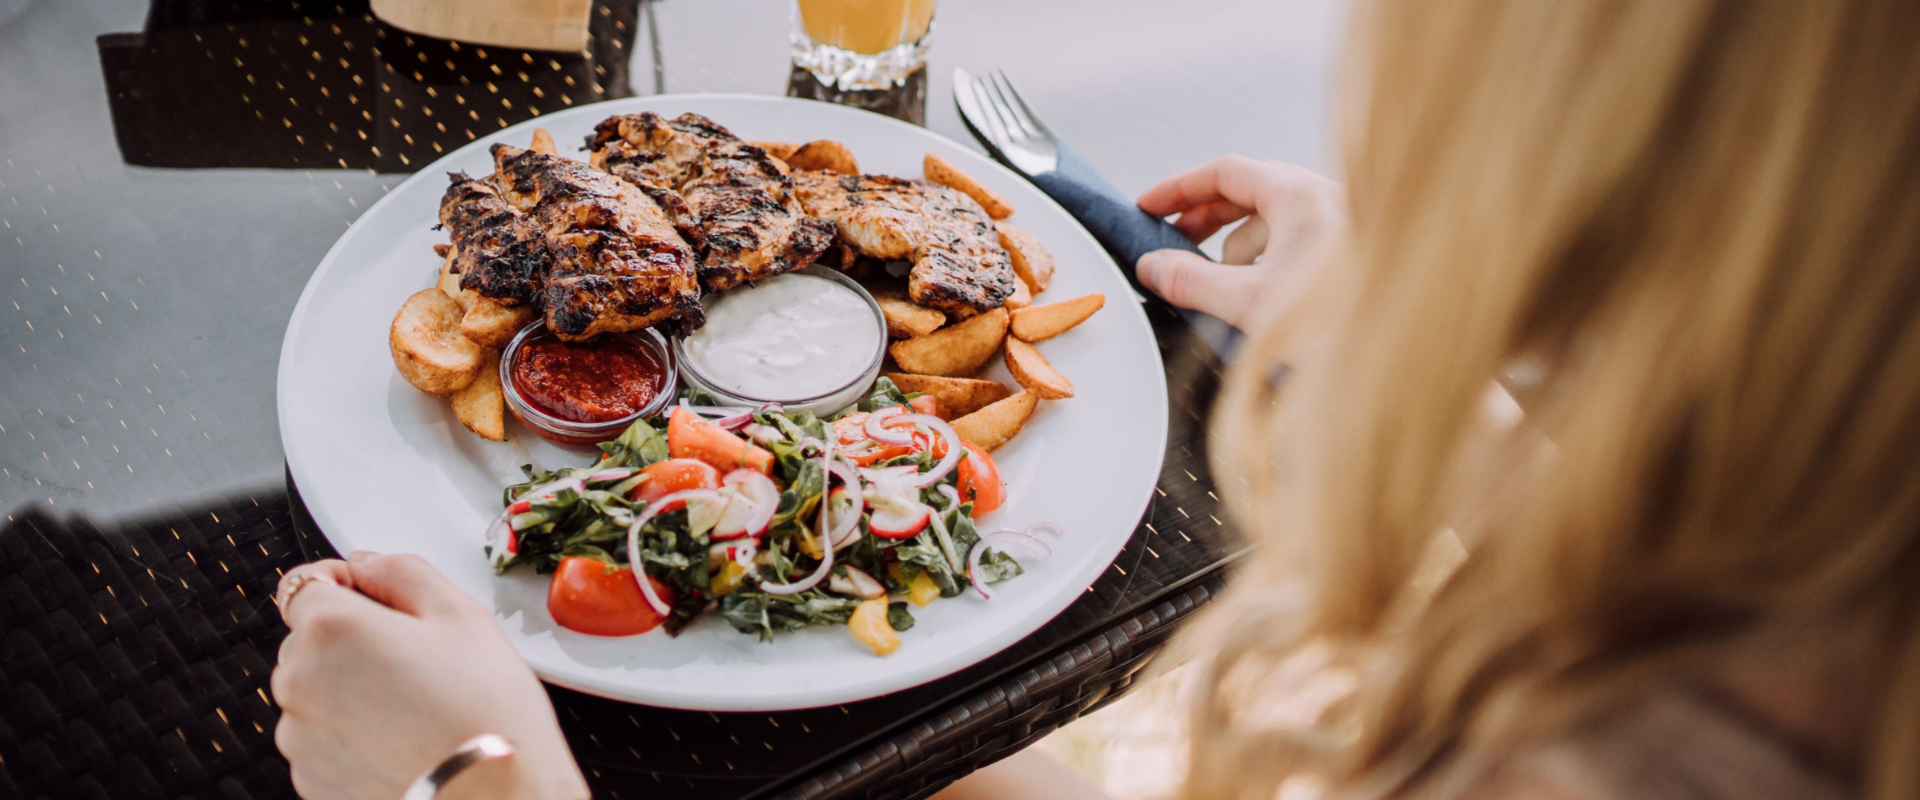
[868,493,932,539]
[864,406,913,446]
[627,488,727,614]
[761,441,837,595]
[712,470,778,540]
[484,513,517,570]
[823,456,864,547]
[824,487,863,549]
[892,414,962,488]
[742,423,784,446]
[966,531,1053,599]
[828,565,887,600]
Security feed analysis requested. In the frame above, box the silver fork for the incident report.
[952,67,1205,277]
[954,68,1059,176]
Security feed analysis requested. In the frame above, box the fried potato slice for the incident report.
[391,289,483,395]
[451,349,506,441]
[951,391,1038,451]
[461,297,537,348]
[887,307,1008,377]
[995,222,1055,292]
[923,153,1013,220]
[435,247,478,312]
[1010,293,1104,342]
[884,373,1014,420]
[786,140,859,175]
[749,140,802,160]
[1003,338,1074,399]
[529,128,559,156]
[1004,275,1033,310]
[870,289,947,339]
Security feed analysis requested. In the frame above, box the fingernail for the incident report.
[1135,252,1165,286]
[348,550,381,563]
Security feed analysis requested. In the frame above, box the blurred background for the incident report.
[0,1,1344,794]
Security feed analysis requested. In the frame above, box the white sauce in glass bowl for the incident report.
[682,272,884,401]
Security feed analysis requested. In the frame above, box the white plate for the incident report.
[277,95,1168,711]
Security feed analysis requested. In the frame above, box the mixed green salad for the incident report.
[483,379,1052,655]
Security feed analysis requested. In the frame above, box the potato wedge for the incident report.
[461,297,537,348]
[1010,293,1104,342]
[924,153,1013,220]
[435,247,478,312]
[870,289,946,339]
[786,140,859,175]
[391,289,484,395]
[1004,275,1033,310]
[451,349,506,441]
[749,140,801,160]
[887,307,1008,377]
[529,128,558,156]
[1003,338,1074,399]
[885,373,1013,420]
[951,391,1038,451]
[995,222,1055,292]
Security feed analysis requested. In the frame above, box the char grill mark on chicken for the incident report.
[792,170,1015,314]
[435,144,703,341]
[439,173,547,304]
[586,112,835,292]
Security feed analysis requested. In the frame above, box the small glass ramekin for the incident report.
[672,266,888,417]
[499,321,679,446]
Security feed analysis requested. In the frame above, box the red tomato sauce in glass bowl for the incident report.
[499,323,676,445]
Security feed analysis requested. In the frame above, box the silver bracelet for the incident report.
[401,734,517,800]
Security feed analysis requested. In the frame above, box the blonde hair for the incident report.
[1182,1,1920,798]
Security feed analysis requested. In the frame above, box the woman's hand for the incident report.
[1134,155,1344,328]
[271,552,589,800]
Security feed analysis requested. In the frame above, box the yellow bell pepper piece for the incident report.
[848,598,900,656]
[906,571,940,607]
[708,560,748,597]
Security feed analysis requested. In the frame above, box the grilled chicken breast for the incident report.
[437,144,703,341]
[792,171,1015,314]
[587,112,835,292]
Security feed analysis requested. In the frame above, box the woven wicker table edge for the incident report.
[768,573,1228,800]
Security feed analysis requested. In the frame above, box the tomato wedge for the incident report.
[547,556,675,637]
[907,395,937,416]
[955,440,1004,515]
[668,407,773,475]
[628,458,721,508]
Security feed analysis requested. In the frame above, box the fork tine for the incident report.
[971,73,1023,146]
[990,70,1052,140]
[978,73,1032,142]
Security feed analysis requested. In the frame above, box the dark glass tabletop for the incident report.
[0,1,1341,797]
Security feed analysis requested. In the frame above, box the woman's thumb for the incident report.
[1136,249,1256,326]
[345,551,473,618]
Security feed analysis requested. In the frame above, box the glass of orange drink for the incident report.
[791,0,937,91]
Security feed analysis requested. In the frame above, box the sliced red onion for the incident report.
[841,439,879,455]
[1026,522,1064,538]
[627,488,727,614]
[858,464,918,486]
[680,402,756,430]
[796,436,827,455]
[756,402,785,414]
[893,414,962,488]
[864,406,913,446]
[966,531,1052,599]
[824,456,864,548]
[511,475,585,503]
[584,467,636,484]
[761,441,836,595]
[937,483,961,509]
[731,541,758,569]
